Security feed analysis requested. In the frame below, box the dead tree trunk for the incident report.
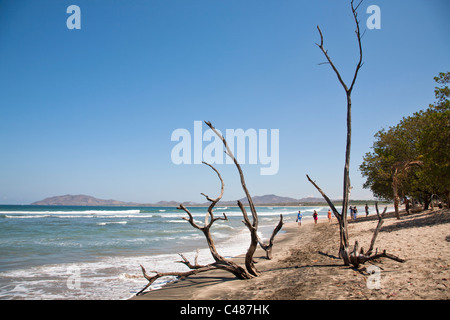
[205,121,284,267]
[306,1,401,268]
[314,0,363,221]
[306,0,363,265]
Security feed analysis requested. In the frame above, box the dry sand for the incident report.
[132,208,449,300]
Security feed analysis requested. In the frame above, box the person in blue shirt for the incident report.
[296,211,303,226]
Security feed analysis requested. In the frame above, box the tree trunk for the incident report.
[238,200,259,276]
[391,160,423,219]
[342,92,352,224]
[310,0,363,266]
[392,168,401,219]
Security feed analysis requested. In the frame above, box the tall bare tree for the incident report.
[307,1,404,268]
[307,0,363,265]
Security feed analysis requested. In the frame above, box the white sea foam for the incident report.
[0,210,141,215]
[0,224,252,299]
[5,215,51,219]
[96,221,128,226]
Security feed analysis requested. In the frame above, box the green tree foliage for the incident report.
[360,72,450,207]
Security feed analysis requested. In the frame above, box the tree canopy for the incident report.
[360,72,450,208]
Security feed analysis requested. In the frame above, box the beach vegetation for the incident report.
[360,71,450,212]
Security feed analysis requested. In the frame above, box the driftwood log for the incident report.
[137,122,283,295]
[205,121,284,266]
[136,161,253,295]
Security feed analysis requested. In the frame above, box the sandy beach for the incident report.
[132,207,449,300]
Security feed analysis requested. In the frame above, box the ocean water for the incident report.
[0,204,372,299]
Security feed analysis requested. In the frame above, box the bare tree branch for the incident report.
[137,262,216,296]
[347,202,405,268]
[307,174,350,263]
[204,121,259,227]
[200,161,225,226]
[366,202,386,256]
[306,174,340,218]
[315,25,349,92]
[348,0,364,93]
[178,204,202,230]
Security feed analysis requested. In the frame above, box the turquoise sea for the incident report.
[0,204,371,299]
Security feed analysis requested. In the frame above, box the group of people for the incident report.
[350,206,358,220]
[296,208,333,226]
[296,205,369,226]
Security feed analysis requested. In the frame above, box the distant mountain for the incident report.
[234,194,299,205]
[298,197,328,203]
[31,194,330,207]
[31,194,139,206]
[232,194,327,205]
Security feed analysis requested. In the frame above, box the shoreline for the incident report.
[131,208,449,300]
[0,205,339,299]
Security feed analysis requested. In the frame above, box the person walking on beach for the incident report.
[353,206,358,220]
[365,203,369,217]
[313,210,318,224]
[327,209,332,223]
[296,210,303,227]
[404,197,410,215]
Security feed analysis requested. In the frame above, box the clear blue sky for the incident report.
[0,0,448,204]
